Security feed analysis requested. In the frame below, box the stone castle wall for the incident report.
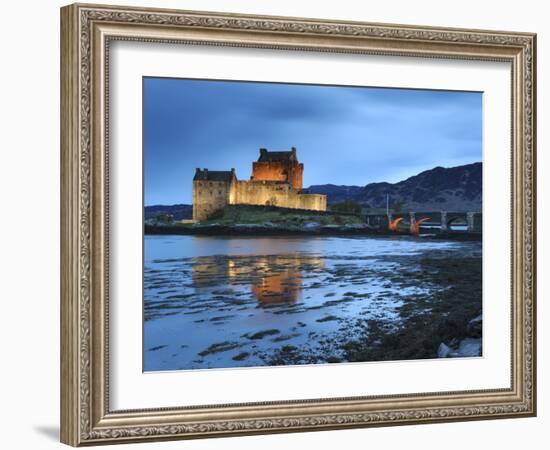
[230,180,326,211]
[193,179,327,221]
[192,180,232,221]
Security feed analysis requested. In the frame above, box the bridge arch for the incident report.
[446,215,468,230]
[365,211,481,233]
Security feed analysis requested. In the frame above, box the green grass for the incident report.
[199,205,364,226]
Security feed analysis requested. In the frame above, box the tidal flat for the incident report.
[143,235,482,371]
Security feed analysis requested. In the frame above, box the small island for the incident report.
[145,147,481,239]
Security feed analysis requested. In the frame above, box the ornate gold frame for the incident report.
[60,3,536,446]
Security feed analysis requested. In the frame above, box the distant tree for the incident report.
[155,213,173,224]
[329,200,362,215]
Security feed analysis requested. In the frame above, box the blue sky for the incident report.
[143,77,482,205]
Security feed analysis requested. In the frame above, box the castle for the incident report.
[192,147,327,221]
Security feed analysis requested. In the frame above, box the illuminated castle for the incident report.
[192,147,327,221]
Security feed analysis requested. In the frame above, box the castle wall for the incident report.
[230,180,326,211]
[251,161,304,190]
[192,180,232,221]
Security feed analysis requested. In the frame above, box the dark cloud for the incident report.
[143,78,482,205]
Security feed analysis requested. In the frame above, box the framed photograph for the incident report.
[60,3,536,446]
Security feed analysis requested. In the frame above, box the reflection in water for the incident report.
[252,268,301,303]
[251,256,325,303]
[192,255,324,304]
[144,235,479,371]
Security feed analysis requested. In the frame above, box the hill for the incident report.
[306,162,482,212]
[144,204,193,221]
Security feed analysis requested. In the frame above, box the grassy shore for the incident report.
[146,206,482,239]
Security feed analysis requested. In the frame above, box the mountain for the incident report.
[306,162,482,212]
[304,184,364,204]
[144,204,193,220]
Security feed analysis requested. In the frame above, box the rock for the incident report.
[234,223,260,228]
[437,338,481,358]
[437,342,452,358]
[303,222,321,230]
[344,223,367,229]
[448,338,460,348]
[467,315,483,338]
[456,338,482,357]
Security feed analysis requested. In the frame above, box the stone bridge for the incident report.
[364,211,482,233]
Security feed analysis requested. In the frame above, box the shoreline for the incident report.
[144,224,482,241]
[261,252,482,366]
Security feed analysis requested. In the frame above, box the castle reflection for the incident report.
[191,255,325,304]
[250,257,303,304]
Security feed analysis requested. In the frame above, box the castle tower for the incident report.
[192,168,236,221]
[250,147,304,190]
